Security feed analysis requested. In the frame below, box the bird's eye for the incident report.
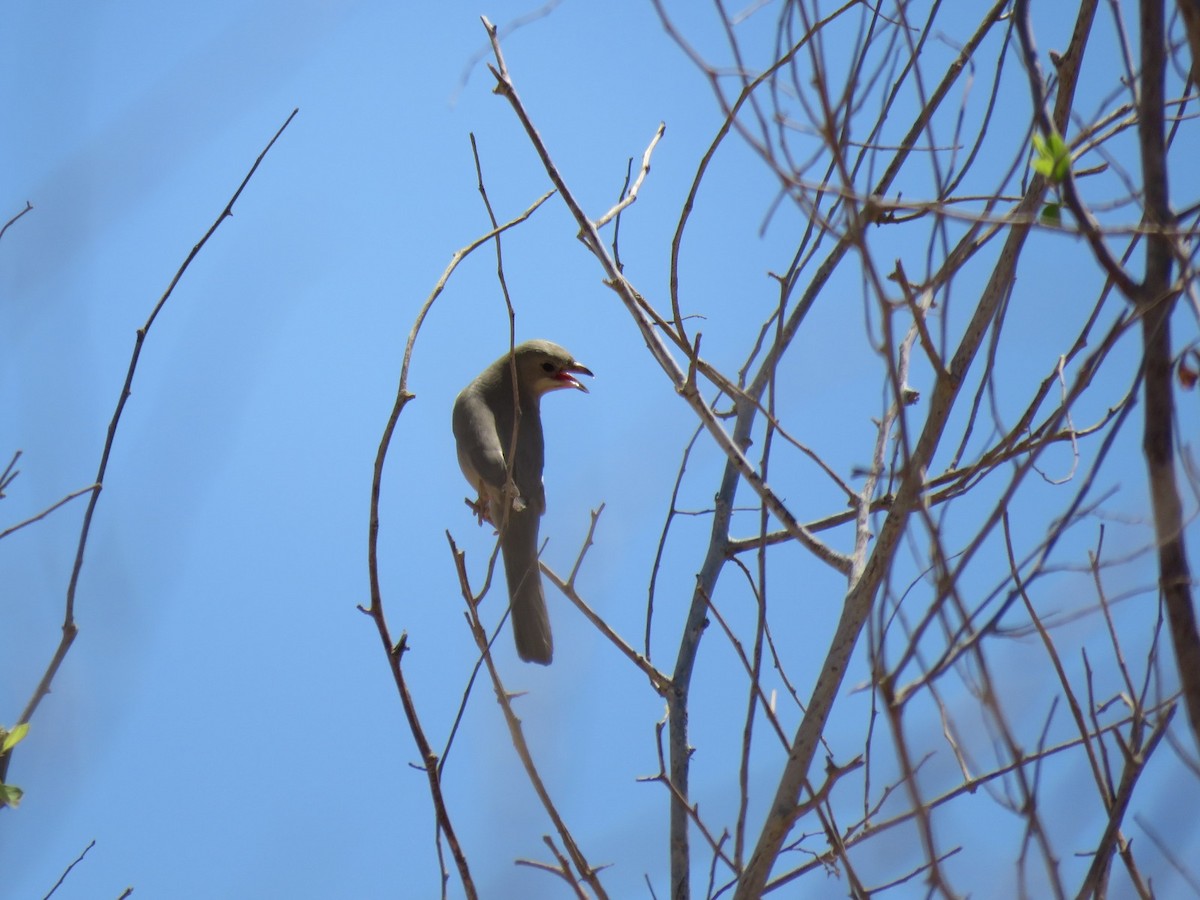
[541,362,555,373]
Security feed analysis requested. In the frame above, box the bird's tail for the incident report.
[499,511,553,665]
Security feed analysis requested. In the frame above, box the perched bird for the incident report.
[452,340,593,664]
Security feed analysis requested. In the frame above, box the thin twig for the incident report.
[0,200,33,243]
[593,123,666,229]
[42,839,96,899]
[0,485,99,541]
[4,111,299,795]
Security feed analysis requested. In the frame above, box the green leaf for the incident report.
[1041,202,1062,225]
[0,782,23,808]
[1030,130,1071,183]
[1048,134,1070,181]
[1,722,29,753]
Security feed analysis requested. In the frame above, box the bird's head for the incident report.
[512,340,593,396]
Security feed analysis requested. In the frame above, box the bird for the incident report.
[452,340,593,665]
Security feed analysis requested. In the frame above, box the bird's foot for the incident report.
[464,495,493,526]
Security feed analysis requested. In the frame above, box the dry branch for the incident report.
[1,108,299,793]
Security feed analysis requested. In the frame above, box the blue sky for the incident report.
[4,2,1199,897]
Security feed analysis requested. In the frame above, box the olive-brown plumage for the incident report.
[452,340,592,664]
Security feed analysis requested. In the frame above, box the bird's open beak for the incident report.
[555,362,594,393]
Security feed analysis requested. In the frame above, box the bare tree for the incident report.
[369,2,1199,897]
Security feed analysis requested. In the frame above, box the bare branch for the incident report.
[593,123,666,230]
[0,200,33,243]
[4,111,299,795]
[0,484,99,541]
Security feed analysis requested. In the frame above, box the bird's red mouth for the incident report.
[554,364,593,393]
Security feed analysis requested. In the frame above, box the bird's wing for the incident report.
[452,386,509,493]
[511,404,546,515]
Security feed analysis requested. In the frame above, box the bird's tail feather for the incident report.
[500,512,553,665]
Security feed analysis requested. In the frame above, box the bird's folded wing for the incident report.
[452,389,510,492]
